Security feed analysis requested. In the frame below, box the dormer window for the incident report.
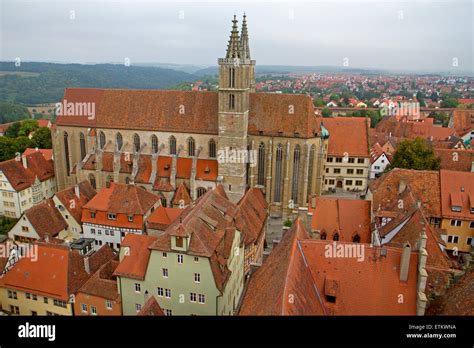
[176,236,183,248]
[451,205,461,212]
[128,215,134,222]
[91,212,96,218]
[107,213,116,220]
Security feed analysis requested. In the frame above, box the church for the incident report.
[53,15,328,217]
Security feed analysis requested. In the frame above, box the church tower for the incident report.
[217,14,256,202]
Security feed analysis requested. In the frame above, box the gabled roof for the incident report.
[83,183,159,215]
[0,243,115,301]
[309,197,371,243]
[23,199,68,239]
[240,219,324,315]
[147,205,183,231]
[22,148,53,162]
[235,187,268,245]
[323,117,370,157]
[439,170,474,220]
[113,234,158,281]
[55,180,96,223]
[56,88,322,139]
[172,182,192,206]
[77,259,120,301]
[138,296,164,316]
[0,152,54,191]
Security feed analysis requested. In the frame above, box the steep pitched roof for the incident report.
[113,234,157,281]
[323,117,369,157]
[147,205,183,231]
[55,180,96,223]
[22,148,53,161]
[171,182,192,206]
[77,259,120,301]
[434,149,474,172]
[309,197,371,243]
[235,187,268,245]
[24,199,68,239]
[138,295,164,316]
[56,88,322,139]
[239,219,324,315]
[83,183,159,215]
[439,170,474,220]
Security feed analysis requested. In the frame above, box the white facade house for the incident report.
[369,144,390,179]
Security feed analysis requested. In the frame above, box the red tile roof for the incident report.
[440,170,474,220]
[138,296,164,316]
[22,148,53,162]
[434,149,474,172]
[23,199,68,239]
[323,117,369,156]
[55,180,96,223]
[309,197,371,243]
[113,234,157,280]
[452,110,474,136]
[56,89,322,139]
[171,182,192,206]
[196,159,218,181]
[147,205,183,231]
[235,187,268,245]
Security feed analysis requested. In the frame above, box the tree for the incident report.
[313,97,325,107]
[4,121,21,138]
[31,127,52,148]
[18,119,39,137]
[389,138,440,171]
[321,108,332,118]
[13,136,32,156]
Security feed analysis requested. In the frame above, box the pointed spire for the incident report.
[226,15,241,59]
[240,13,250,59]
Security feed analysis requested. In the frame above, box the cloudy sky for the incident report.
[0,0,472,72]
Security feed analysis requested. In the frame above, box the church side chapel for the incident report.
[53,15,329,217]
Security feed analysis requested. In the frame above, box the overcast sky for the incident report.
[0,0,472,72]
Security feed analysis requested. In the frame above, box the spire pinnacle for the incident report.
[226,15,241,59]
[240,14,250,59]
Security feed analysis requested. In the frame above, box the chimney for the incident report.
[398,177,407,194]
[84,256,90,274]
[399,242,411,282]
[44,233,50,243]
[21,155,28,169]
[74,184,80,199]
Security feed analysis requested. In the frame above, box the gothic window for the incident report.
[246,144,251,188]
[291,145,301,204]
[197,187,207,198]
[352,234,361,243]
[116,133,123,151]
[133,133,140,152]
[257,142,265,186]
[307,144,316,197]
[229,94,235,110]
[151,135,158,154]
[229,68,235,88]
[320,232,327,240]
[79,132,86,161]
[188,137,195,157]
[89,174,96,189]
[209,139,216,158]
[99,131,106,150]
[333,233,340,241]
[64,132,70,176]
[274,144,283,202]
[169,136,177,155]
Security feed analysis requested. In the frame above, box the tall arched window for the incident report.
[196,187,207,198]
[257,142,265,186]
[229,94,235,110]
[307,144,316,197]
[320,232,327,240]
[79,132,86,161]
[291,145,301,204]
[274,144,283,202]
[106,175,113,188]
[151,135,158,154]
[169,136,177,155]
[333,233,340,241]
[99,131,106,150]
[64,132,70,176]
[133,133,140,152]
[188,137,195,157]
[89,174,96,189]
[209,139,216,158]
[116,133,123,151]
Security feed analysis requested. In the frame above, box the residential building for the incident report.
[74,259,122,316]
[322,117,370,191]
[146,205,184,236]
[8,199,67,243]
[115,185,262,316]
[0,242,114,316]
[81,183,160,251]
[369,143,391,179]
[239,218,428,315]
[433,148,474,172]
[0,152,56,218]
[439,170,474,253]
